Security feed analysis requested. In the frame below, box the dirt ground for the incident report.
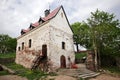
[44,75,76,80]
[0,74,120,80]
[0,75,27,80]
[89,74,120,80]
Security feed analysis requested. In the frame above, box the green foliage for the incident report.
[0,70,10,76]
[71,22,91,51]
[0,53,15,58]
[75,53,87,59]
[103,66,120,74]
[0,34,17,53]
[87,9,120,54]
[71,9,120,67]
[18,70,46,80]
[86,10,120,67]
[3,62,47,80]
[0,54,47,80]
[71,22,90,45]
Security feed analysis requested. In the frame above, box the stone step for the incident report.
[79,73,100,79]
[57,66,100,79]
[79,72,96,76]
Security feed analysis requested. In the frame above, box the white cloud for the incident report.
[0,0,55,37]
[60,0,120,23]
[0,0,120,37]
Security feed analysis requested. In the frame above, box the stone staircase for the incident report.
[57,64,100,79]
[78,72,100,79]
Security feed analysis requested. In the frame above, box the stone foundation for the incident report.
[15,47,41,68]
[86,51,95,71]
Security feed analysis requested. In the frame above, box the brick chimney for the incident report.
[44,9,50,17]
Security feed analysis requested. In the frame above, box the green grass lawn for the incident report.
[0,53,48,80]
[0,53,16,58]
[0,70,10,76]
[75,52,87,59]
[2,62,48,80]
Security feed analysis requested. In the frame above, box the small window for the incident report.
[62,42,65,49]
[22,42,24,50]
[61,13,63,18]
[18,47,20,51]
[29,39,32,48]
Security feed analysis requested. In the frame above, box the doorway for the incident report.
[60,55,66,68]
[42,44,47,58]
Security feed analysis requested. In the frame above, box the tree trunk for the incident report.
[97,44,101,69]
[76,43,79,52]
[94,45,98,71]
[92,30,98,71]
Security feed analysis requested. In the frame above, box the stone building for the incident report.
[15,5,75,69]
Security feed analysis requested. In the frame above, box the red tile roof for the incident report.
[31,22,39,27]
[21,6,61,33]
[42,6,61,21]
[21,29,30,33]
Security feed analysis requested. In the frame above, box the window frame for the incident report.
[22,42,24,50]
[29,39,32,48]
[18,46,20,51]
[62,42,65,49]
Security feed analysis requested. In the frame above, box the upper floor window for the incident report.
[18,46,20,51]
[29,39,32,48]
[22,42,24,50]
[62,42,65,49]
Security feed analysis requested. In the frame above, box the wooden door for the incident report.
[42,44,47,58]
[60,55,66,68]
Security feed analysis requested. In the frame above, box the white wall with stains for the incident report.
[15,7,75,69]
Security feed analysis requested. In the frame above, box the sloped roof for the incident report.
[42,6,61,21]
[21,29,30,33]
[31,22,39,27]
[21,6,61,33]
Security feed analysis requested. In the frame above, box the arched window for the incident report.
[22,42,24,50]
[62,42,65,49]
[29,39,32,48]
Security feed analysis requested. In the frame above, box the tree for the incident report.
[71,22,90,52]
[71,10,120,70]
[87,9,120,69]
[0,34,17,53]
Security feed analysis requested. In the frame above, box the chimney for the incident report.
[44,9,50,17]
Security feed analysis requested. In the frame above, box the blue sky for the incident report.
[0,0,120,37]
